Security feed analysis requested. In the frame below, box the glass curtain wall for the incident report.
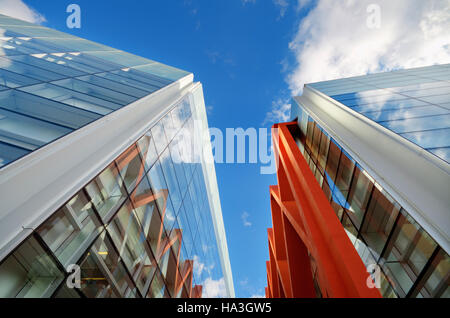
[0,14,190,169]
[0,95,225,298]
[293,103,449,298]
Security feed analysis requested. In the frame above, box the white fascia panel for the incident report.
[190,82,235,298]
[293,86,450,254]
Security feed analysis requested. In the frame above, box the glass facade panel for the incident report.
[37,191,103,267]
[85,163,127,222]
[417,249,449,298]
[0,106,72,150]
[346,165,374,228]
[315,64,450,163]
[382,211,438,296]
[78,232,137,298]
[0,236,64,298]
[360,188,400,258]
[106,200,156,295]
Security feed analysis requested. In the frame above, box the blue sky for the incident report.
[3,0,449,298]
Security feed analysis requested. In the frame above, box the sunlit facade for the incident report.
[0,14,234,298]
[266,64,449,298]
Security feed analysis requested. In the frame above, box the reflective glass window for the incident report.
[147,270,167,298]
[133,62,190,82]
[325,139,341,184]
[9,54,85,77]
[85,162,127,222]
[159,148,182,214]
[51,78,136,106]
[0,236,64,298]
[382,211,438,296]
[106,200,156,295]
[76,74,148,98]
[136,131,158,172]
[317,131,330,173]
[151,121,168,156]
[416,249,449,298]
[115,144,145,193]
[0,56,66,81]
[346,165,374,228]
[400,128,450,149]
[0,68,39,88]
[0,141,28,167]
[364,105,448,122]
[78,232,137,298]
[0,107,72,150]
[37,191,103,267]
[130,175,166,254]
[334,151,355,202]
[19,83,120,115]
[0,89,101,129]
[360,187,401,258]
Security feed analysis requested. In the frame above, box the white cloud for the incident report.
[202,277,227,298]
[296,0,311,11]
[263,98,291,125]
[250,293,266,298]
[273,0,289,19]
[265,0,450,124]
[0,0,46,24]
[241,211,252,227]
[287,0,450,96]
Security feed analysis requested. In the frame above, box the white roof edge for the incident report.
[292,86,450,254]
[190,82,235,298]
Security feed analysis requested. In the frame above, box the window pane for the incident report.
[334,151,355,201]
[133,62,189,82]
[37,191,103,268]
[52,284,81,298]
[159,148,182,214]
[0,67,39,88]
[115,144,145,193]
[0,89,101,129]
[417,249,450,298]
[310,124,322,162]
[360,187,401,258]
[106,200,156,295]
[0,236,64,298]
[51,78,136,106]
[151,121,168,156]
[0,141,29,167]
[0,107,72,150]
[85,163,127,222]
[136,131,159,172]
[382,211,438,296]
[325,139,341,184]
[346,165,374,228]
[147,270,167,298]
[76,74,148,98]
[19,83,119,115]
[78,231,137,298]
[9,54,85,78]
[131,176,164,255]
[317,132,330,173]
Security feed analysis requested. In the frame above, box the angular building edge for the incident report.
[0,74,235,297]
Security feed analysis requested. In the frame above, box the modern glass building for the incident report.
[266,64,449,298]
[0,14,234,298]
